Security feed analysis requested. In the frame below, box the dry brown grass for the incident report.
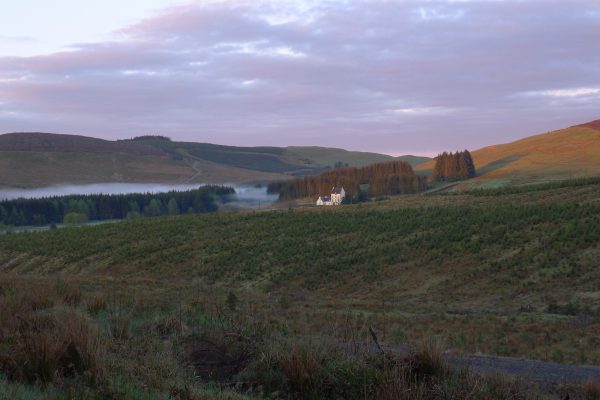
[416,123,600,187]
[584,379,600,399]
[0,275,583,399]
[85,294,107,316]
[0,303,104,386]
[277,342,323,394]
[0,276,106,389]
[408,337,448,379]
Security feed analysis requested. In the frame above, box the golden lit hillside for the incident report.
[415,120,600,186]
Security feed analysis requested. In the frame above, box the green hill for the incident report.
[0,132,429,188]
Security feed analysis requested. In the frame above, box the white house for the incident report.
[316,187,346,206]
[331,187,346,205]
[316,196,332,206]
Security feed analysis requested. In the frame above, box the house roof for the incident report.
[331,187,344,194]
[318,196,331,201]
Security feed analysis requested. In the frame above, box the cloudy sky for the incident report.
[1,0,599,155]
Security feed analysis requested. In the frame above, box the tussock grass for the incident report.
[584,379,600,399]
[0,282,104,387]
[0,275,562,399]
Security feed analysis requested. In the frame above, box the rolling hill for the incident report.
[415,119,600,188]
[0,132,430,188]
[5,118,598,190]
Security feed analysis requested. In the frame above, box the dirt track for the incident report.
[450,353,600,386]
[380,342,600,387]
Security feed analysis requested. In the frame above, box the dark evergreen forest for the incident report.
[0,186,234,227]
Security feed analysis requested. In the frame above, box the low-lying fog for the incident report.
[0,183,278,208]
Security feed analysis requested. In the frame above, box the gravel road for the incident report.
[450,353,600,385]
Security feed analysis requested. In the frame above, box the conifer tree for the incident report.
[432,150,476,181]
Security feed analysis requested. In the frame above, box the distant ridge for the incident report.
[0,132,165,156]
[0,132,430,188]
[3,119,599,190]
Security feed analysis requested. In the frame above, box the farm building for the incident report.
[316,196,332,206]
[316,187,346,206]
[331,187,345,205]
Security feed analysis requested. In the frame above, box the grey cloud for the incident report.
[1,0,599,154]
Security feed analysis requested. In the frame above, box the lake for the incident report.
[0,182,278,208]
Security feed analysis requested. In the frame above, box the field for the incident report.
[0,178,600,398]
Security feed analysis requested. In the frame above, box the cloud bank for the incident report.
[1,0,599,154]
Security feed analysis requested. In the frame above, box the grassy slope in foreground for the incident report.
[2,180,600,399]
[415,120,600,186]
[1,179,600,364]
[2,180,599,306]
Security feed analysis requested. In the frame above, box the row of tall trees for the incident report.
[432,150,476,181]
[0,186,234,227]
[269,161,426,200]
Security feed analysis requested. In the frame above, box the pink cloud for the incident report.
[1,0,599,154]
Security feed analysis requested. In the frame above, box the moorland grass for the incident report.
[1,179,600,397]
[0,276,556,399]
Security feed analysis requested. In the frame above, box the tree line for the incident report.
[431,150,476,181]
[269,160,426,200]
[0,186,234,227]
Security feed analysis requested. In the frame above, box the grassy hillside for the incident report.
[0,151,194,188]
[285,147,430,168]
[285,146,394,167]
[395,154,432,166]
[0,133,427,188]
[1,180,599,398]
[2,179,600,358]
[415,120,600,187]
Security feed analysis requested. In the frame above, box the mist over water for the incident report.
[230,185,279,208]
[0,183,278,208]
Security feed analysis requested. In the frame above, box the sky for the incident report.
[0,0,599,156]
